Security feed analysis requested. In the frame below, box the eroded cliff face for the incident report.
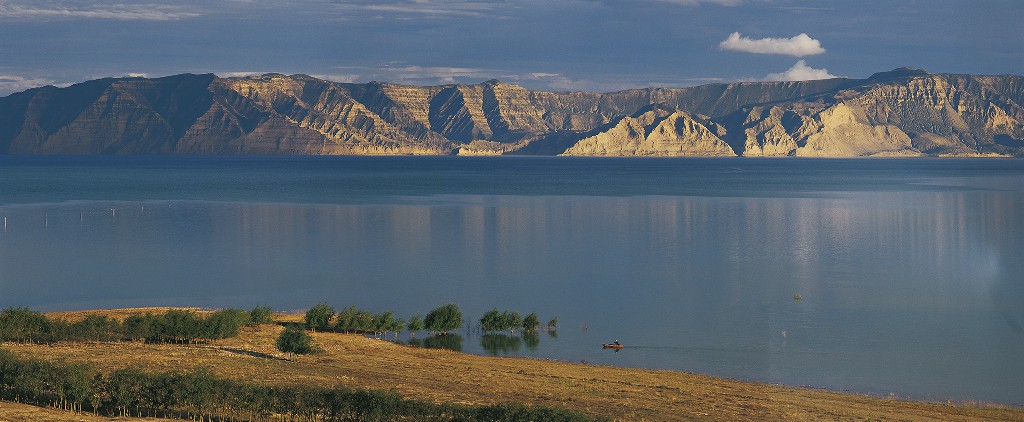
[718,70,1024,157]
[1,69,1021,156]
[561,105,735,156]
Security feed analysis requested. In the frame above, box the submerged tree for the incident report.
[547,317,558,330]
[500,311,522,333]
[479,308,503,332]
[522,312,540,333]
[424,304,462,335]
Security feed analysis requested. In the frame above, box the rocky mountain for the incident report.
[1,68,1021,156]
[560,104,735,157]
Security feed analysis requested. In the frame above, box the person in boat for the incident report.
[613,340,620,346]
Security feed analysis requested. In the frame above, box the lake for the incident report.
[0,156,1022,405]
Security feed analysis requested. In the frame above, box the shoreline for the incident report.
[45,307,1023,409]
[1,308,1021,421]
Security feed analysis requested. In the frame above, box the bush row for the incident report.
[0,349,603,421]
[0,306,272,344]
[304,303,464,335]
[304,303,558,336]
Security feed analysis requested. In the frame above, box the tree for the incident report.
[371,311,396,335]
[388,317,405,336]
[406,315,424,335]
[424,304,462,334]
[353,310,374,333]
[479,308,502,332]
[500,311,522,333]
[248,305,274,325]
[522,312,540,333]
[304,303,335,332]
[122,314,153,342]
[155,309,203,344]
[70,315,118,342]
[204,309,248,339]
[276,326,313,354]
[61,362,95,413]
[0,307,52,343]
[334,306,358,333]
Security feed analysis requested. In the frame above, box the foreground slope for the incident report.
[2,309,1022,421]
[0,69,1021,156]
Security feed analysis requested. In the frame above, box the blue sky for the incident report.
[1,0,1022,95]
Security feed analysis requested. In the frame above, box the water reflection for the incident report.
[406,334,462,352]
[1,188,1023,404]
[523,332,540,350]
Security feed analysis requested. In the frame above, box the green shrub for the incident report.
[248,305,274,325]
[276,326,313,354]
[304,303,335,332]
[424,303,462,334]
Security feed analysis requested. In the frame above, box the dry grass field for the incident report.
[0,401,167,422]
[2,308,1022,421]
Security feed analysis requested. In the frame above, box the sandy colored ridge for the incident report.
[2,308,1022,421]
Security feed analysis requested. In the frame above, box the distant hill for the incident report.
[1,68,1022,156]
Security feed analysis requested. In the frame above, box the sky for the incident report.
[1,0,1022,95]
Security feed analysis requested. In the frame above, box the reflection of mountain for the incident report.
[3,68,1022,156]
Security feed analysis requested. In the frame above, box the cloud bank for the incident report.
[719,32,825,57]
[763,60,838,81]
[0,74,58,94]
[654,0,742,5]
[0,2,200,21]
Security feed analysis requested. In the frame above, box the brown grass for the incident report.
[2,308,1022,421]
[0,400,162,421]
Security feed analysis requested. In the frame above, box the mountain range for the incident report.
[1,68,1022,157]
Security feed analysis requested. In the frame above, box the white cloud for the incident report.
[0,2,200,21]
[379,65,493,80]
[310,74,361,83]
[655,0,742,5]
[763,60,838,81]
[719,32,825,57]
[335,65,501,85]
[0,74,58,94]
[361,3,496,17]
[332,1,504,19]
[217,71,268,78]
[211,65,716,93]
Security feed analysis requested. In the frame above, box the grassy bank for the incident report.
[2,308,1022,421]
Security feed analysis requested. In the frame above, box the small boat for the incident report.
[602,343,624,349]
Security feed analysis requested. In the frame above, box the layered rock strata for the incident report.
[1,68,1021,156]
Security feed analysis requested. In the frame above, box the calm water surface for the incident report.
[1,156,1022,405]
